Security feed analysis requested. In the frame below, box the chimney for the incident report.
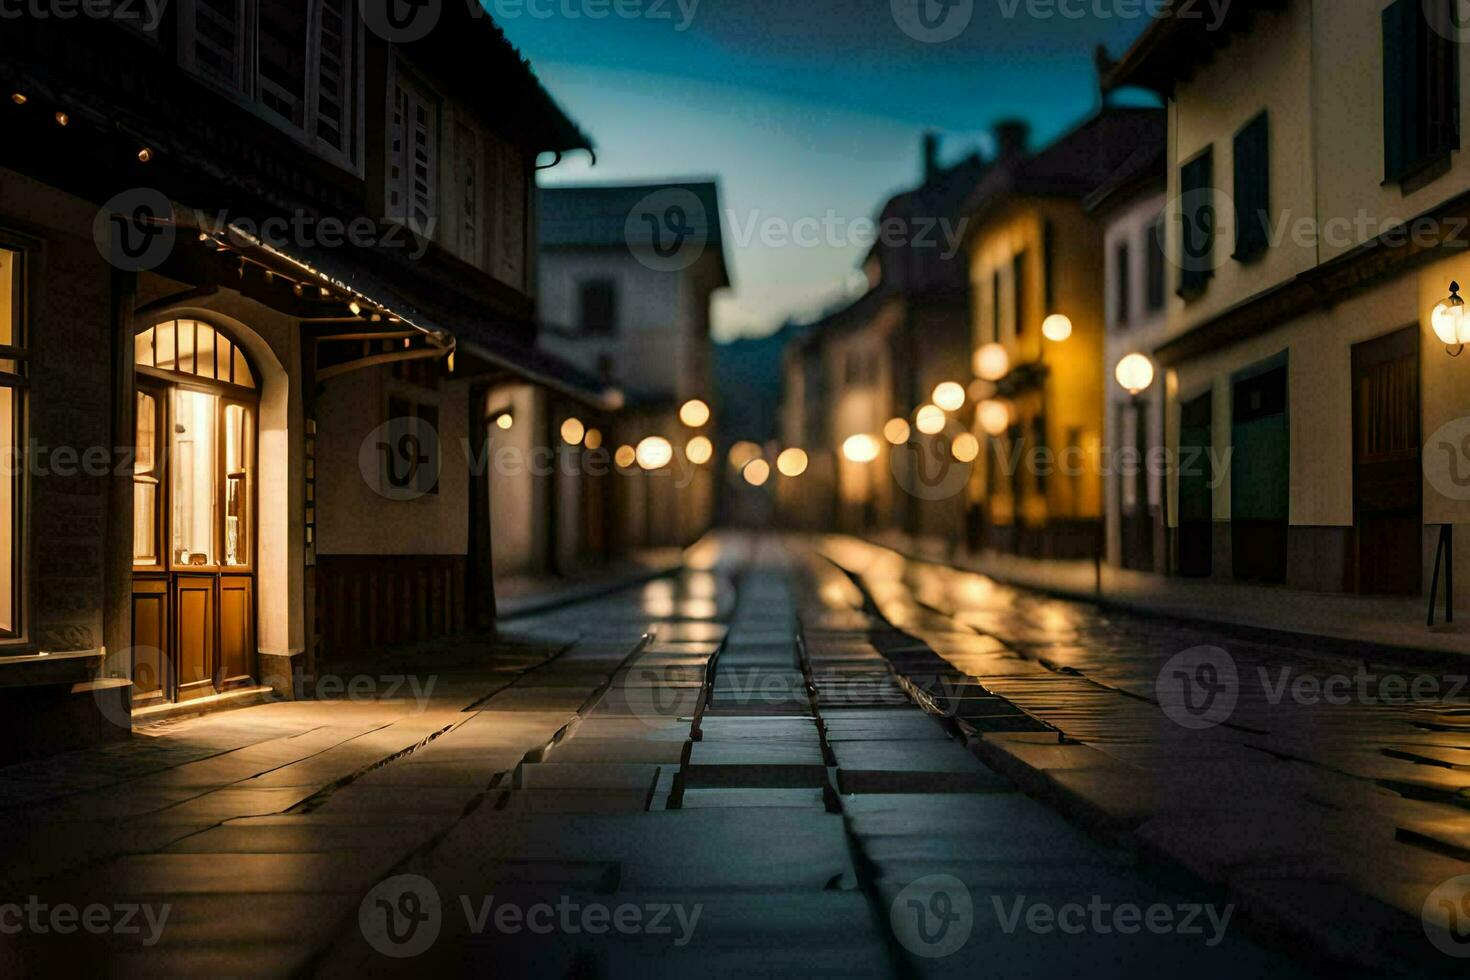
[922,132,941,181]
[993,119,1030,160]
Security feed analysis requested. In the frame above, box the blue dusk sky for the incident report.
[495,1,1158,341]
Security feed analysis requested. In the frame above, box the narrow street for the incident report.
[14,532,1457,976]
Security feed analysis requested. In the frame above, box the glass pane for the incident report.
[172,389,217,566]
[195,323,216,379]
[223,404,250,566]
[0,247,17,348]
[154,320,176,371]
[177,319,196,375]
[133,392,157,565]
[216,336,232,382]
[0,385,13,633]
[136,327,155,368]
[233,347,254,388]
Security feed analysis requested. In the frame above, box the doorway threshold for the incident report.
[131,685,276,729]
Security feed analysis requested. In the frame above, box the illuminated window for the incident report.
[135,321,257,570]
[0,245,23,640]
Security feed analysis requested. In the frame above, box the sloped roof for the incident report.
[1103,0,1287,95]
[538,182,730,287]
[961,106,1165,223]
[405,5,591,153]
[1083,141,1167,215]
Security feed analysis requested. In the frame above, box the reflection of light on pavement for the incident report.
[640,579,677,617]
[684,571,718,599]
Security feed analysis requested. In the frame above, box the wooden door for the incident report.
[1352,326,1421,595]
[1177,392,1213,578]
[1231,364,1289,583]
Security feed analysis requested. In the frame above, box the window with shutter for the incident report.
[1146,216,1166,312]
[1383,0,1460,183]
[1177,148,1215,299]
[185,0,246,93]
[454,122,482,266]
[496,142,526,287]
[258,0,309,127]
[1232,112,1271,262]
[315,0,354,154]
[1012,250,1028,337]
[1114,241,1131,329]
[388,70,439,237]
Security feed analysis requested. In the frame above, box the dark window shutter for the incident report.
[1115,241,1131,328]
[1042,220,1056,310]
[1146,218,1166,311]
[1012,250,1028,336]
[1383,0,1420,180]
[1233,112,1271,261]
[1177,148,1215,298]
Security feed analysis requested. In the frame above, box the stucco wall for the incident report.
[1165,1,1318,338]
[315,365,469,557]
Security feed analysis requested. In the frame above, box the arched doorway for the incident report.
[131,318,259,705]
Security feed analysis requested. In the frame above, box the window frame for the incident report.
[0,237,31,647]
[1012,250,1029,339]
[176,0,366,174]
[1383,0,1460,187]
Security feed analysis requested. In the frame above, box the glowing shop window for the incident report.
[223,404,251,566]
[172,389,218,566]
[0,385,12,634]
[133,391,159,565]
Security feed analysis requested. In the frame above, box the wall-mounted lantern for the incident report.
[1432,282,1467,357]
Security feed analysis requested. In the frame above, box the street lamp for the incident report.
[932,381,966,412]
[842,434,881,463]
[742,458,771,486]
[685,435,713,465]
[883,417,911,445]
[1433,282,1467,356]
[1042,313,1073,343]
[915,404,946,435]
[1115,353,1156,396]
[777,448,809,477]
[978,399,1011,437]
[951,432,981,462]
[636,436,673,470]
[973,342,1010,382]
[679,399,711,427]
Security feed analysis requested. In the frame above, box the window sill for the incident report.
[0,648,104,689]
[1386,151,1454,196]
